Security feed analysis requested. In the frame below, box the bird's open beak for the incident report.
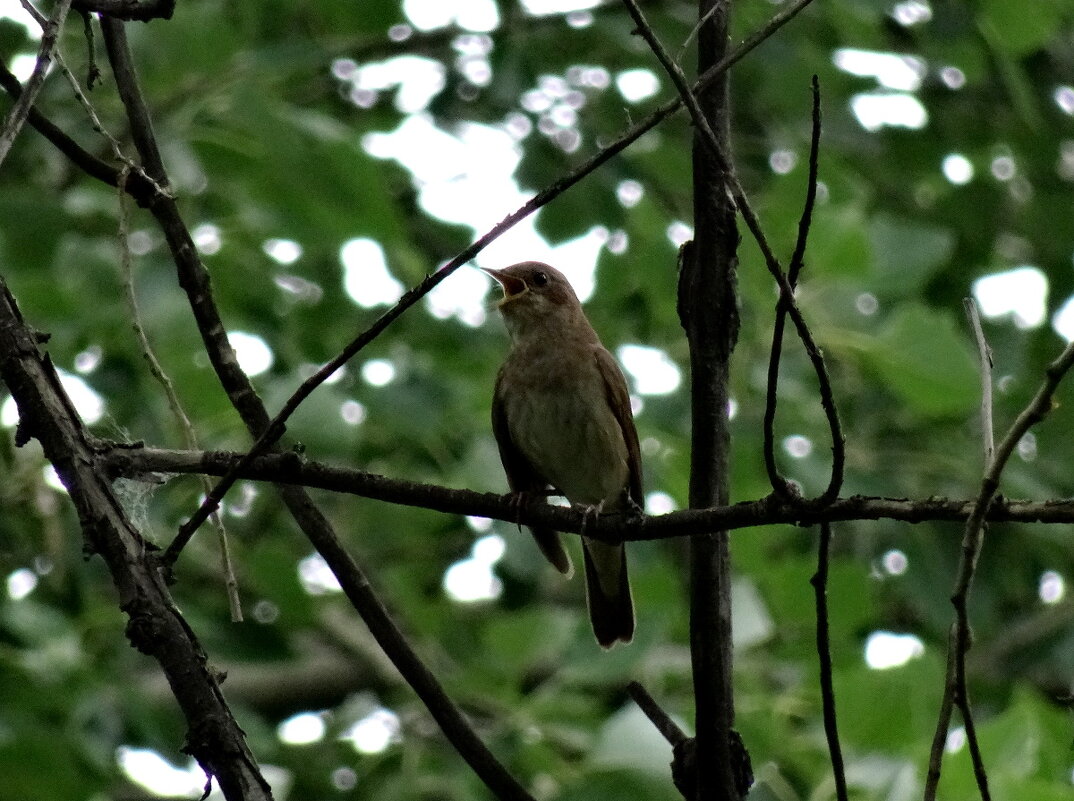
[481,268,528,305]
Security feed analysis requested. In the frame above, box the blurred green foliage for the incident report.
[3,0,1074,799]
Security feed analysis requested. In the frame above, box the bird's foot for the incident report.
[578,500,606,539]
[624,493,644,520]
[506,488,555,531]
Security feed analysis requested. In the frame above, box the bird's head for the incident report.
[482,261,587,340]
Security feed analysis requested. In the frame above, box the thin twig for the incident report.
[811,522,848,801]
[628,681,689,747]
[954,640,991,801]
[622,0,844,509]
[0,63,163,204]
[927,338,1074,799]
[964,298,994,468]
[924,626,960,801]
[0,0,73,168]
[676,2,722,64]
[116,171,243,621]
[172,0,820,551]
[764,76,825,498]
[79,9,100,89]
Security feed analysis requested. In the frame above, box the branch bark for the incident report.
[99,445,1074,539]
[812,523,848,801]
[681,1,740,797]
[0,277,272,801]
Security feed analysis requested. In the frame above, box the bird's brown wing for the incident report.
[593,346,643,505]
[492,369,573,576]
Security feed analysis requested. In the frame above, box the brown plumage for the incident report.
[486,261,642,647]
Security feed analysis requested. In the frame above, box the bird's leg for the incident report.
[506,487,556,531]
[624,498,645,534]
[578,499,606,540]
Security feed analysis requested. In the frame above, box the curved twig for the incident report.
[621,0,843,510]
[764,78,835,499]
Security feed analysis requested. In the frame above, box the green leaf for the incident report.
[868,215,955,298]
[979,0,1066,55]
[861,304,978,417]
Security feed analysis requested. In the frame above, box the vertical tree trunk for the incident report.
[680,0,741,798]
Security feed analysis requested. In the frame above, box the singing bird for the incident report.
[484,261,641,647]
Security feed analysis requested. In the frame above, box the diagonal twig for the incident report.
[116,171,243,621]
[925,337,1074,800]
[0,0,73,168]
[628,681,689,747]
[0,63,164,204]
[964,298,994,468]
[172,0,820,550]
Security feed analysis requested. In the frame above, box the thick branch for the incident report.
[0,278,271,801]
[99,446,1074,539]
[658,0,740,794]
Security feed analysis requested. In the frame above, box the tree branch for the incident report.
[927,337,1074,799]
[98,17,536,801]
[0,63,162,204]
[630,0,742,794]
[811,522,848,801]
[0,0,73,168]
[0,277,272,801]
[99,446,1074,538]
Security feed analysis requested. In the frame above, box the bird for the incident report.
[484,261,642,648]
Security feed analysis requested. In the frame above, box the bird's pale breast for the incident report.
[500,345,630,508]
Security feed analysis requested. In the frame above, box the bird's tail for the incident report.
[530,527,573,577]
[582,538,634,648]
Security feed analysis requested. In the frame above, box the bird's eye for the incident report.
[532,271,549,287]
